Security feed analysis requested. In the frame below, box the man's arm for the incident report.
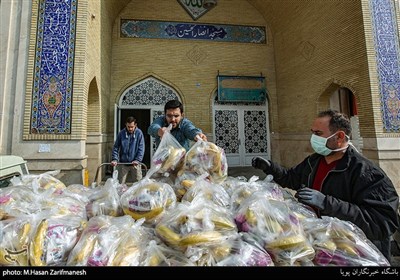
[134,130,145,162]
[252,156,310,190]
[181,118,203,141]
[324,174,399,241]
[148,116,164,138]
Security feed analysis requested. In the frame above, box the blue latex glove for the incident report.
[295,188,326,210]
[251,156,271,172]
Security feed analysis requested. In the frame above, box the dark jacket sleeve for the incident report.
[323,168,399,241]
[265,157,313,191]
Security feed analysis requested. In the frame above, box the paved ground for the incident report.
[227,166,400,267]
[227,166,267,180]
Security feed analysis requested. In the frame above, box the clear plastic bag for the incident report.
[148,124,186,178]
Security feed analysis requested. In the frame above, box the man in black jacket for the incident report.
[252,109,399,262]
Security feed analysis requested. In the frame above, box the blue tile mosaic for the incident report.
[370,0,400,132]
[121,20,266,44]
[31,0,77,134]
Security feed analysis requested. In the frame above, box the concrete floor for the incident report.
[227,166,267,180]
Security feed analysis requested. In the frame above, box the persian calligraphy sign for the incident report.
[120,20,266,44]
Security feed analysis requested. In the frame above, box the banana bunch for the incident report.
[86,194,120,219]
[185,142,227,183]
[266,235,307,250]
[67,216,116,266]
[181,179,195,189]
[174,179,195,201]
[0,218,31,266]
[156,206,236,249]
[155,225,182,247]
[231,188,254,211]
[244,208,285,235]
[143,240,196,266]
[29,219,48,266]
[312,226,360,264]
[153,146,186,174]
[30,216,84,266]
[27,173,66,190]
[306,217,390,266]
[110,238,141,266]
[187,241,232,266]
[155,222,232,265]
[265,234,315,265]
[67,234,99,265]
[121,182,176,223]
[180,231,223,246]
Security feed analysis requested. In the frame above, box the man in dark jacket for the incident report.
[252,109,399,262]
[111,116,145,184]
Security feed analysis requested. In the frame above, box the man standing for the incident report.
[147,99,207,151]
[252,109,399,262]
[111,116,145,184]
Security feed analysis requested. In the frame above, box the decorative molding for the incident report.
[186,45,207,65]
[300,41,315,61]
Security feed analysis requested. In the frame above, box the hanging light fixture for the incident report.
[203,0,217,9]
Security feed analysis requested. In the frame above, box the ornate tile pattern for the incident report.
[370,0,400,131]
[214,108,268,156]
[214,110,239,153]
[120,77,178,106]
[244,110,268,153]
[120,77,179,152]
[120,20,266,44]
[31,0,77,134]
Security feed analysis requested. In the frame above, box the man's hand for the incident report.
[295,188,326,210]
[195,133,207,141]
[251,156,271,171]
[111,160,117,167]
[158,127,167,138]
[132,161,139,166]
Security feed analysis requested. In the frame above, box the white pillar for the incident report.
[0,0,32,154]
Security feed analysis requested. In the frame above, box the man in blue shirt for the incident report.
[148,99,207,151]
[111,116,145,184]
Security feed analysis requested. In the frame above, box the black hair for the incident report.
[318,109,352,137]
[126,116,137,124]
[164,99,183,114]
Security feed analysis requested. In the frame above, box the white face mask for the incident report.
[310,132,348,156]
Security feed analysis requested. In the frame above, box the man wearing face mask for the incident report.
[252,109,399,262]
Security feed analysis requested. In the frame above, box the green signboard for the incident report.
[217,75,266,102]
